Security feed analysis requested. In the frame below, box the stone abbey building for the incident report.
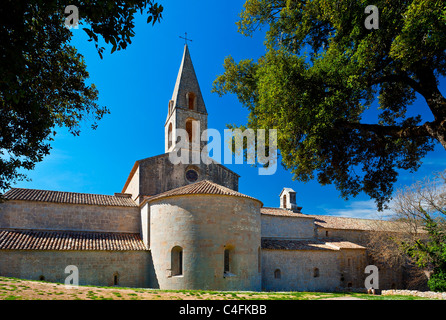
[0,45,406,292]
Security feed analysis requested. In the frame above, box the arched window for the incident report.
[313,268,320,278]
[274,269,281,279]
[168,123,173,149]
[171,246,183,276]
[113,272,119,286]
[186,120,193,143]
[187,92,196,110]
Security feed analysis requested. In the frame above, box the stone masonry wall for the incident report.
[316,227,405,289]
[262,247,370,292]
[317,227,370,244]
[0,250,153,288]
[381,289,446,299]
[149,194,261,291]
[338,249,368,289]
[0,200,141,233]
[136,154,239,197]
[261,215,315,239]
[124,165,140,202]
[261,249,341,292]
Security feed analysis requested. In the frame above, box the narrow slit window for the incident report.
[171,246,183,276]
[224,249,230,273]
[168,123,173,149]
[178,250,183,275]
[258,247,261,273]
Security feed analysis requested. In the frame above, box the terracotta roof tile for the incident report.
[261,238,336,251]
[260,207,311,218]
[324,240,366,250]
[261,238,365,251]
[308,214,402,232]
[144,180,262,204]
[0,229,147,251]
[3,188,137,207]
[261,208,413,233]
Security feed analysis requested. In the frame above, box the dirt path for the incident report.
[0,277,234,300]
[320,296,364,300]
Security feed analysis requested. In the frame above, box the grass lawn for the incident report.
[0,276,436,300]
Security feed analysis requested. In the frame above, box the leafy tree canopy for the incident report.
[0,0,163,195]
[394,171,446,291]
[213,0,446,209]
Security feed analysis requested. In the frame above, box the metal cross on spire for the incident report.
[179,32,193,45]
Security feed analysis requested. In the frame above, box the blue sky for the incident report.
[13,0,446,219]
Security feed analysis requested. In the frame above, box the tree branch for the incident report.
[371,73,424,95]
[340,121,431,139]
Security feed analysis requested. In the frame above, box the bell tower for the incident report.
[122,44,240,202]
[165,44,208,161]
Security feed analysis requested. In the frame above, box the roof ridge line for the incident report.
[7,187,120,198]
[141,180,262,206]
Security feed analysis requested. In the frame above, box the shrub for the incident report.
[428,270,446,292]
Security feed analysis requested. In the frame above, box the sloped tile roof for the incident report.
[324,240,366,250]
[260,207,312,218]
[0,229,147,251]
[309,214,403,232]
[261,238,336,251]
[261,207,411,233]
[261,238,365,251]
[144,180,262,205]
[3,188,137,207]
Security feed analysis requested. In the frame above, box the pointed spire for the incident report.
[170,44,207,114]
